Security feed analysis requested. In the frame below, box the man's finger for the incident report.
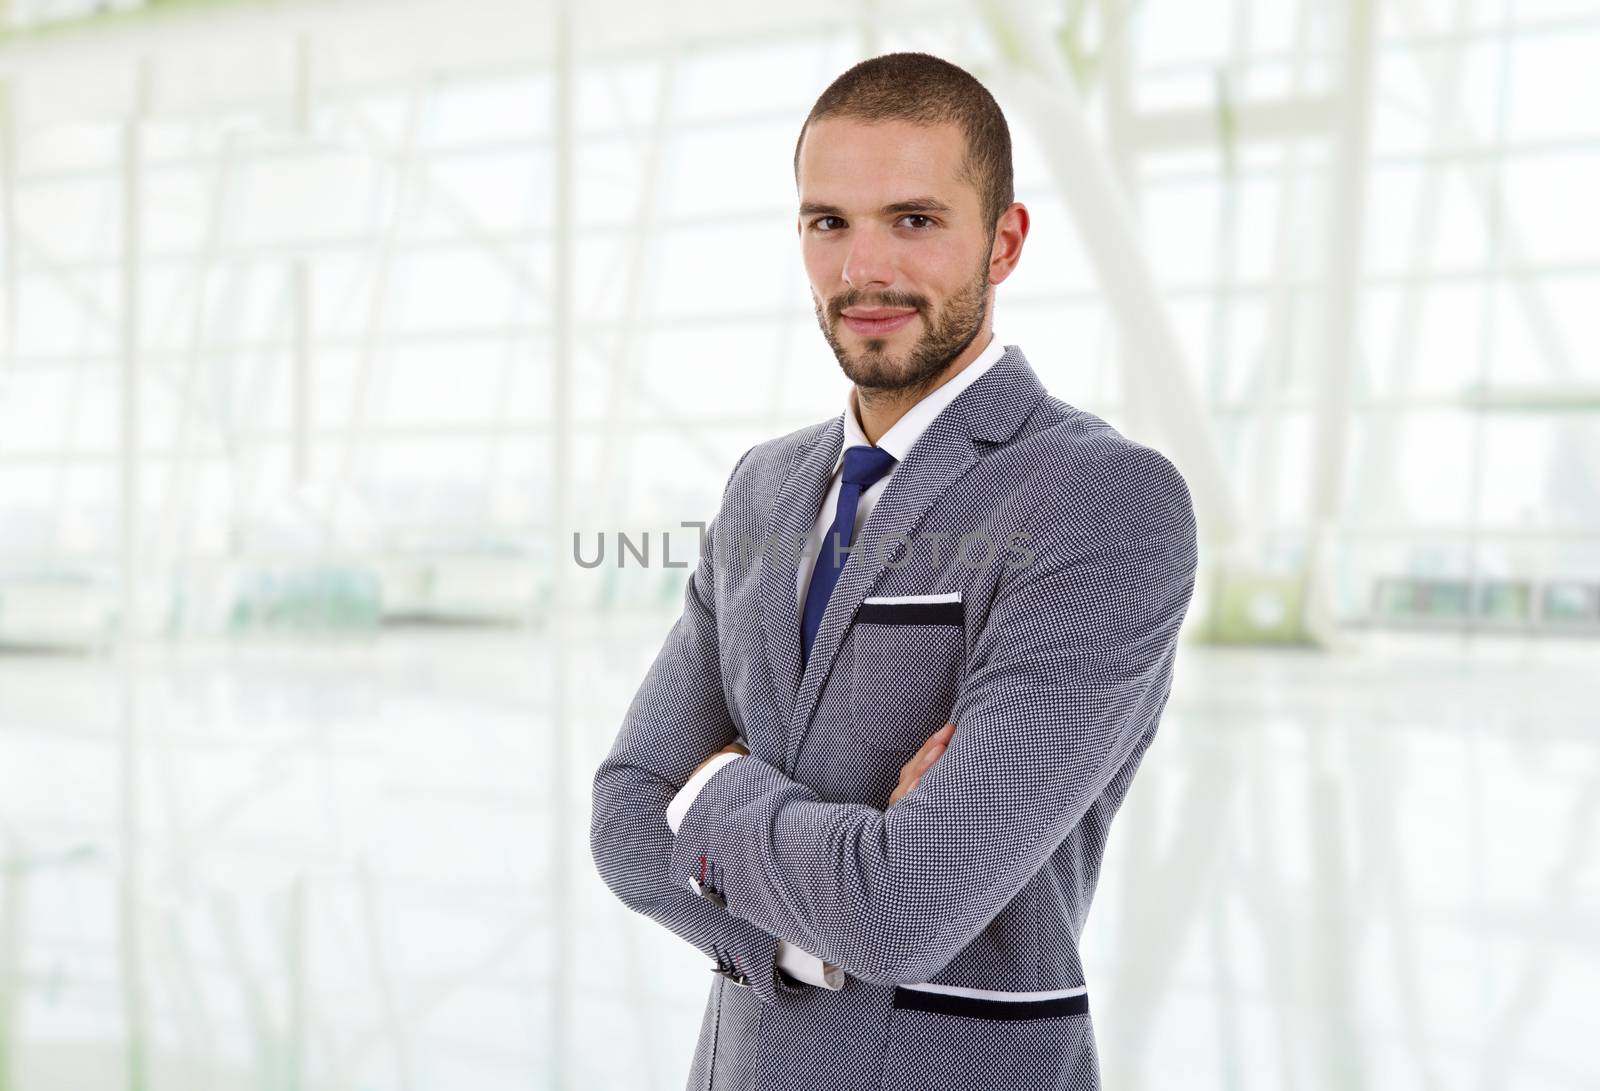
[909,739,950,783]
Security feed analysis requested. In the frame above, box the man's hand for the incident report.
[688,738,749,782]
[687,723,949,808]
[889,723,954,806]
[680,726,947,989]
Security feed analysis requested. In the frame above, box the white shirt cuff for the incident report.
[666,751,743,834]
[778,941,844,990]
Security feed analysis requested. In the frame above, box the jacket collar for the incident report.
[837,330,1008,466]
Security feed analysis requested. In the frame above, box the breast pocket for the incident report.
[878,984,1097,1091]
[846,594,966,753]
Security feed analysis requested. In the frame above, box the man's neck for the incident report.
[852,326,994,445]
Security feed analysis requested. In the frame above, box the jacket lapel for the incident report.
[756,346,1049,774]
[756,414,843,733]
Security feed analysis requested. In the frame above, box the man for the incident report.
[591,51,1197,1091]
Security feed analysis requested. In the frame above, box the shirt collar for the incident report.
[837,331,1007,470]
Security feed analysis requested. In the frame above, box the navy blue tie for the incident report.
[801,444,898,665]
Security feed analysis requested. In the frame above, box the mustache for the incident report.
[827,290,928,321]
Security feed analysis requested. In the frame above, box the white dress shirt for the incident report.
[665,331,1008,990]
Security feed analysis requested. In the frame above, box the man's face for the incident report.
[796,117,992,398]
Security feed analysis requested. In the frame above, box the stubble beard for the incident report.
[814,263,991,404]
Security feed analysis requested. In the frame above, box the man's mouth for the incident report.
[840,309,918,337]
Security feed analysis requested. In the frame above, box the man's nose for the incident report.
[841,228,894,292]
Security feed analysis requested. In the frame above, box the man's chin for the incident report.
[842,357,925,394]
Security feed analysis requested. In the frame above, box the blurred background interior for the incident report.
[0,0,1597,1088]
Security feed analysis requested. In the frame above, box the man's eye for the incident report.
[900,214,936,230]
[812,216,845,232]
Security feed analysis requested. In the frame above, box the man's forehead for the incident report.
[799,117,965,171]
[796,117,972,209]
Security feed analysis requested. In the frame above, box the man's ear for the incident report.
[987,202,1030,286]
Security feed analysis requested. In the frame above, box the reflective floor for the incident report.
[0,624,1595,1089]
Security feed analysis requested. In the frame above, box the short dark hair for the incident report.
[793,52,1014,241]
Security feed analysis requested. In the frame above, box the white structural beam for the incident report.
[316,84,428,544]
[1237,0,1321,601]
[0,0,963,96]
[118,63,148,640]
[117,58,153,1091]
[291,33,313,488]
[1130,95,1340,150]
[1364,0,1600,517]
[593,52,677,509]
[978,0,1244,551]
[1301,0,1378,650]
[0,76,14,383]
[546,2,574,1088]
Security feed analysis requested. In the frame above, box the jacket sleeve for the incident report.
[665,445,1200,986]
[665,752,845,989]
[589,443,810,1004]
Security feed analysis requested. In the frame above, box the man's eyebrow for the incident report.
[798,197,954,217]
[882,197,953,215]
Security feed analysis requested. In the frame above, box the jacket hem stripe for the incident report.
[892,986,1089,1020]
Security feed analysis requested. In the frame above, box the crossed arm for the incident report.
[592,443,1197,992]
[672,723,956,987]
[588,445,810,996]
[662,446,1198,986]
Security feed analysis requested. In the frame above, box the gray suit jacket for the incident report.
[591,345,1199,1091]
